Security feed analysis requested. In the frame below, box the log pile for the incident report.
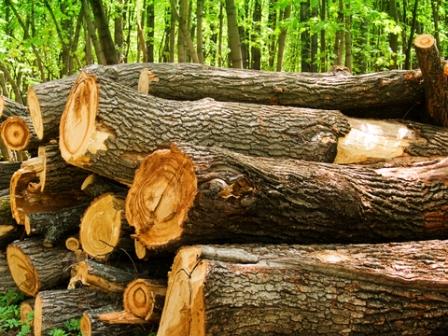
[1,34,448,336]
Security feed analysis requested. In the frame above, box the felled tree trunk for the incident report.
[0,224,22,248]
[0,116,39,151]
[126,144,448,251]
[65,236,81,252]
[81,305,153,336]
[79,193,133,260]
[34,288,120,336]
[123,278,166,321]
[0,161,21,189]
[0,251,16,291]
[27,63,157,142]
[69,259,137,293]
[6,238,75,296]
[0,194,15,225]
[0,95,28,120]
[414,34,448,126]
[81,174,128,198]
[137,63,424,117]
[158,242,448,336]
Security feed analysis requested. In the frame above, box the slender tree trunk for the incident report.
[334,0,344,66]
[217,0,224,67]
[114,0,124,61]
[82,0,107,65]
[344,2,352,70]
[225,0,243,68]
[431,0,441,50]
[276,4,291,71]
[196,0,204,63]
[169,5,176,62]
[404,0,419,69]
[268,0,278,69]
[84,20,94,64]
[238,2,249,68]
[388,0,399,69]
[251,0,262,70]
[300,0,311,72]
[320,0,327,71]
[310,4,318,72]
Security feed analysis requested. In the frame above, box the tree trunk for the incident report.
[6,238,75,296]
[0,161,21,189]
[114,0,124,61]
[81,174,128,198]
[217,1,224,67]
[275,5,291,72]
[82,0,107,65]
[310,4,318,72]
[81,305,153,336]
[158,242,448,336]
[388,0,399,69]
[123,278,166,320]
[0,116,39,152]
[0,251,16,291]
[196,0,204,63]
[414,34,448,126]
[320,0,327,72]
[0,95,27,120]
[0,224,22,248]
[404,0,419,69]
[268,0,277,69]
[300,1,311,72]
[334,0,344,65]
[34,288,120,336]
[225,0,243,68]
[251,0,262,70]
[344,2,352,70]
[136,63,424,116]
[126,144,448,251]
[146,0,155,62]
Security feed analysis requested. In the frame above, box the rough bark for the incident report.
[0,251,16,291]
[126,144,448,251]
[276,4,291,72]
[6,238,75,296]
[225,0,243,68]
[81,305,153,336]
[0,116,39,151]
[34,288,120,336]
[123,278,166,320]
[69,259,138,293]
[0,95,28,120]
[0,161,21,189]
[81,174,128,198]
[0,224,22,248]
[158,242,448,336]
[414,34,448,126]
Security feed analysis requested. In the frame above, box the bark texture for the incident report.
[0,95,28,120]
[158,242,448,336]
[0,251,16,291]
[60,72,350,185]
[127,144,448,251]
[0,224,21,248]
[0,161,21,189]
[0,194,14,225]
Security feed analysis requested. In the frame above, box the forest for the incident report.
[0,0,446,103]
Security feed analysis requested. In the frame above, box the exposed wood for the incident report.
[0,161,21,189]
[414,34,448,126]
[158,242,448,336]
[126,144,448,251]
[0,95,28,120]
[0,116,39,151]
[81,174,128,198]
[79,193,132,260]
[0,251,17,291]
[65,236,81,251]
[123,278,166,321]
[19,298,34,326]
[81,305,153,336]
[0,224,22,248]
[34,288,120,336]
[6,238,75,296]
[69,259,137,293]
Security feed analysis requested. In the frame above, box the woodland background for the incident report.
[0,0,445,103]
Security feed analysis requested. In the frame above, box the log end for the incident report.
[80,193,125,260]
[33,293,43,336]
[80,312,92,336]
[414,34,436,50]
[124,278,167,320]
[20,300,34,325]
[0,116,30,151]
[6,243,40,296]
[125,147,196,249]
[27,87,43,140]
[134,239,147,260]
[65,236,81,252]
[158,246,206,336]
[137,68,159,94]
[0,95,4,117]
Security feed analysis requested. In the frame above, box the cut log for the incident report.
[123,278,166,320]
[158,242,448,336]
[414,34,448,126]
[69,259,137,293]
[0,194,15,225]
[59,72,351,184]
[20,298,34,326]
[0,161,21,189]
[0,116,39,151]
[24,202,89,247]
[81,305,154,336]
[6,238,75,296]
[126,144,448,250]
[0,224,22,248]
[0,95,28,120]
[65,236,81,252]
[137,63,424,117]
[28,63,155,142]
[80,193,133,261]
[81,174,128,198]
[0,251,17,291]
[34,288,120,336]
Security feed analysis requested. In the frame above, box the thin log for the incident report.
[6,238,75,296]
[0,251,17,291]
[126,144,448,250]
[0,194,15,225]
[123,278,166,321]
[0,95,28,120]
[34,288,120,336]
[0,116,39,151]
[65,236,81,252]
[414,34,448,126]
[158,242,448,336]
[20,298,34,326]
[0,161,21,189]
[0,224,22,248]
[79,193,133,260]
[81,174,128,198]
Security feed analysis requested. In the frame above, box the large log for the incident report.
[34,288,120,336]
[0,251,16,291]
[414,34,448,126]
[123,278,166,321]
[6,238,75,296]
[0,116,39,151]
[137,63,424,117]
[158,242,448,336]
[27,63,156,142]
[126,144,448,251]
[0,161,21,189]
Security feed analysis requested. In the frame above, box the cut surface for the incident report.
[65,236,80,251]
[27,87,43,140]
[6,244,39,296]
[33,293,43,336]
[20,300,34,324]
[414,34,436,49]
[80,193,124,260]
[80,313,92,336]
[134,239,147,260]
[125,147,196,248]
[0,96,4,117]
[124,279,167,320]
[0,117,30,151]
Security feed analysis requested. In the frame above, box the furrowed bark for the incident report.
[81,174,128,198]
[126,144,448,251]
[0,224,22,248]
[123,278,166,320]
[81,305,154,336]
[414,34,448,126]
[0,194,15,225]
[137,63,423,117]
[0,251,17,291]
[0,95,28,120]
[158,242,448,336]
[0,116,39,151]
[6,238,75,296]
[0,161,20,189]
[34,288,120,336]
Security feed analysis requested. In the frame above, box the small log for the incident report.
[69,259,137,293]
[0,161,21,189]
[81,305,153,336]
[0,95,28,120]
[34,288,120,336]
[80,193,133,261]
[123,278,166,320]
[137,63,423,117]
[81,174,128,198]
[0,251,16,291]
[6,238,75,296]
[126,144,448,250]
[414,34,448,126]
[0,224,22,248]
[20,298,34,326]
[0,194,15,225]
[24,202,89,247]
[0,116,39,151]
[158,242,448,336]
[65,236,81,252]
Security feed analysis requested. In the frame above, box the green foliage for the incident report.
[0,290,30,335]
